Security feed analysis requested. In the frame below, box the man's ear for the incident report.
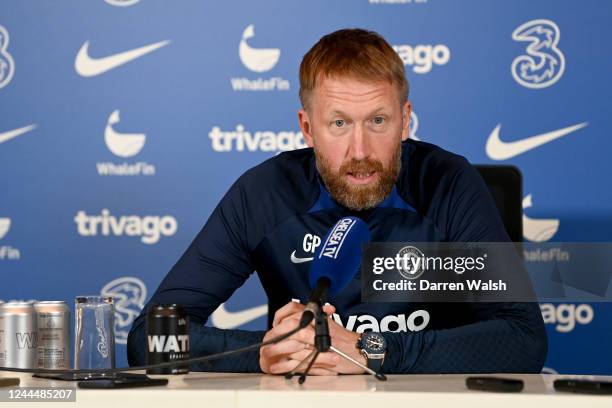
[298,108,314,147]
[400,101,412,142]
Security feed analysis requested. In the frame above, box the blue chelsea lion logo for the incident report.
[511,19,565,89]
[0,25,15,90]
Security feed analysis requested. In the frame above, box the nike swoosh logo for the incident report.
[290,250,314,264]
[0,124,36,144]
[486,122,588,160]
[75,40,170,77]
[211,303,268,329]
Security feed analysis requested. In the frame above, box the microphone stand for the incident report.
[285,301,387,384]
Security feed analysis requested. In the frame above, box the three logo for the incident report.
[512,19,565,89]
[409,111,419,140]
[0,25,14,89]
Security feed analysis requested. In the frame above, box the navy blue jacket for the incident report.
[128,139,547,373]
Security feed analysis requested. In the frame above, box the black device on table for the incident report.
[466,376,524,392]
[554,379,612,395]
[77,373,168,389]
[32,372,168,389]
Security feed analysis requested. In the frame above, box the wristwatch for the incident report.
[357,332,387,372]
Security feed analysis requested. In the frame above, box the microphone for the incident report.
[299,216,370,328]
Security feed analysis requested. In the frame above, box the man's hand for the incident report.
[259,301,367,375]
[260,301,341,375]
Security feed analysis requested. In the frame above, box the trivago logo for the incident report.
[209,125,306,153]
[74,209,177,244]
[540,303,594,333]
[392,43,450,74]
[332,310,430,333]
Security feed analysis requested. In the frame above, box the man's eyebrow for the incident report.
[368,106,389,115]
[326,107,390,117]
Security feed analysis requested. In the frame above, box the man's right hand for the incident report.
[259,301,341,375]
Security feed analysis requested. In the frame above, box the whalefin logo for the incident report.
[231,25,288,91]
[211,303,268,329]
[511,19,565,89]
[0,124,37,145]
[0,217,20,260]
[523,194,559,242]
[486,122,587,160]
[75,39,169,77]
[101,277,147,344]
[104,110,146,157]
[0,218,10,239]
[239,25,280,73]
[0,25,15,89]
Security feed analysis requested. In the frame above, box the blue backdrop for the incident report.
[1,0,610,374]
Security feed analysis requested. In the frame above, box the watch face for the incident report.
[362,332,386,353]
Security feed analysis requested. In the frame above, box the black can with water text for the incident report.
[146,304,189,374]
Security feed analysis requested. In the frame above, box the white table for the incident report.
[1,371,611,407]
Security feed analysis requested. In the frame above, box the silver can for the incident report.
[34,301,70,369]
[0,301,38,368]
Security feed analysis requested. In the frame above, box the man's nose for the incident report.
[347,124,372,161]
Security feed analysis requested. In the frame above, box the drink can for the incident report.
[146,304,189,374]
[34,301,70,369]
[0,301,38,368]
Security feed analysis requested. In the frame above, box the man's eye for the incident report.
[373,116,385,125]
[334,119,345,127]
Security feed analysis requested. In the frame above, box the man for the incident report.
[128,28,547,374]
